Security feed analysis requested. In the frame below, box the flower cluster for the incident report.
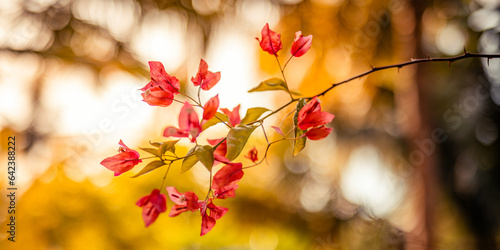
[100,140,141,176]
[297,97,335,140]
[166,161,244,235]
[100,23,334,236]
[257,23,313,58]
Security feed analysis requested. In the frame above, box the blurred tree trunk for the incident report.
[393,1,436,249]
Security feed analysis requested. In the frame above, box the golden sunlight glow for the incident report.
[341,145,406,217]
[129,9,190,72]
[1,1,496,249]
[436,22,467,55]
[205,23,267,111]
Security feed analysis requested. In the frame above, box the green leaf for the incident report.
[240,107,270,125]
[139,147,161,157]
[248,78,290,93]
[289,89,303,96]
[181,146,199,173]
[293,98,307,157]
[225,125,257,161]
[159,140,179,155]
[195,145,214,171]
[149,141,162,148]
[132,160,166,178]
[202,112,230,130]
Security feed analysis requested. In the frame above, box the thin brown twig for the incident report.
[274,55,294,100]
[315,52,500,98]
[243,52,500,170]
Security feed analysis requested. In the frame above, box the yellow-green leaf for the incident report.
[289,89,303,96]
[248,78,290,93]
[241,107,270,125]
[293,98,307,157]
[139,147,161,157]
[132,160,166,178]
[149,141,162,148]
[202,112,230,130]
[225,125,257,161]
[181,146,198,173]
[159,140,179,155]
[195,145,214,171]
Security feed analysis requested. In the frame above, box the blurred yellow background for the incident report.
[1,0,499,249]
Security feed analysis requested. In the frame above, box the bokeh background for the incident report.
[0,0,499,249]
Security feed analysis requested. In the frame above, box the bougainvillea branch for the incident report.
[315,52,500,97]
[101,22,499,236]
[249,51,500,132]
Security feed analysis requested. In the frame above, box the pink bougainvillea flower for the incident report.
[148,61,180,94]
[200,199,228,236]
[100,140,142,176]
[191,59,221,91]
[202,95,219,121]
[297,97,335,130]
[220,104,241,127]
[136,189,167,227]
[244,146,258,163]
[271,126,285,136]
[291,31,313,57]
[297,96,321,123]
[166,186,202,217]
[212,162,244,199]
[213,154,232,165]
[163,102,202,142]
[296,97,335,140]
[298,111,335,130]
[140,83,175,107]
[304,126,333,140]
[207,138,227,156]
[256,23,282,56]
[208,138,233,164]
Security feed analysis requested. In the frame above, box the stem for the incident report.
[138,156,158,160]
[205,170,213,202]
[315,52,500,97]
[197,86,202,106]
[173,152,196,161]
[162,97,184,105]
[255,52,499,126]
[283,54,294,71]
[159,162,172,190]
[252,99,296,124]
[213,137,226,150]
[260,122,269,144]
[275,55,294,100]
[243,138,287,170]
[161,155,181,161]
[245,53,500,170]
[214,115,232,129]
[178,91,201,106]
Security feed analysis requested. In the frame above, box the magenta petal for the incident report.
[298,111,335,130]
[220,105,241,126]
[136,189,167,227]
[203,95,220,121]
[291,31,312,57]
[148,61,180,93]
[201,71,221,91]
[163,126,189,138]
[211,163,244,199]
[256,23,282,56]
[201,214,216,236]
[178,102,202,140]
[141,86,174,107]
[305,126,333,140]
